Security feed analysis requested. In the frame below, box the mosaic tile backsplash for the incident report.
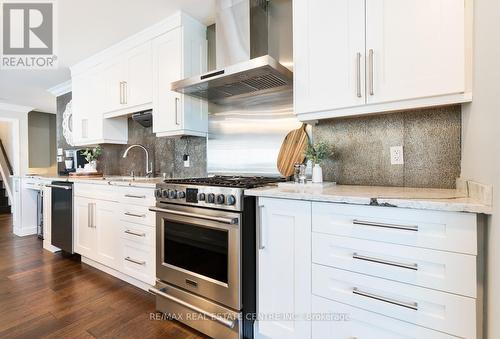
[57,92,461,187]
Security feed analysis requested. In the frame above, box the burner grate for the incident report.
[163,176,286,189]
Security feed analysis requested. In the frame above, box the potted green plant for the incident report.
[81,146,103,172]
[304,142,330,183]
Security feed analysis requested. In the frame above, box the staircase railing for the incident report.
[0,139,13,207]
[0,140,13,175]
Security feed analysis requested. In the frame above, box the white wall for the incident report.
[461,0,500,338]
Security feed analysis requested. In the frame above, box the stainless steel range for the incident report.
[149,176,284,339]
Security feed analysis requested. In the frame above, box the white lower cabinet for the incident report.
[95,200,120,269]
[256,198,311,339]
[74,183,156,288]
[312,296,458,339]
[256,197,481,339]
[74,196,95,258]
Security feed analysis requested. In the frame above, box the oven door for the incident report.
[151,204,241,310]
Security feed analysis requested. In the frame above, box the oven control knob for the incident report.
[177,191,186,199]
[216,194,225,204]
[226,195,236,206]
[169,190,177,199]
[198,193,206,201]
[162,189,169,199]
[155,189,162,198]
[207,193,215,204]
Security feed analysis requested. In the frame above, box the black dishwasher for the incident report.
[49,181,73,253]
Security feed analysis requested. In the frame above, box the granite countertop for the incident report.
[245,183,492,214]
[20,174,162,188]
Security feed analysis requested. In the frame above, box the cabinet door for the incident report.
[152,27,183,134]
[366,0,465,104]
[71,74,90,144]
[312,296,458,339]
[257,198,312,339]
[72,70,104,144]
[12,178,22,229]
[95,200,120,269]
[128,42,153,107]
[74,197,95,258]
[294,0,365,114]
[102,59,128,113]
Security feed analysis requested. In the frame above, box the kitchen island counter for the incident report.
[246,183,492,214]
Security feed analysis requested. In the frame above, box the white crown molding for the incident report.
[0,102,34,114]
[47,80,72,96]
[70,11,205,76]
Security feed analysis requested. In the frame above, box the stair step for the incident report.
[0,205,11,214]
[0,196,8,205]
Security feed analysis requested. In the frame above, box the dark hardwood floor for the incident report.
[0,214,206,339]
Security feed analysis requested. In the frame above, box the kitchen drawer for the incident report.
[312,265,476,339]
[117,187,155,207]
[312,295,458,339]
[120,221,155,247]
[74,183,118,201]
[119,204,155,226]
[121,240,155,285]
[312,202,477,255]
[312,233,476,297]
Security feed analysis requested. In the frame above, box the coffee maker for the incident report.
[58,149,88,175]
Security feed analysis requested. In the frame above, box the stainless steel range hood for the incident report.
[171,0,293,103]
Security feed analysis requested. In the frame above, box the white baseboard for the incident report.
[81,256,153,292]
[13,226,37,237]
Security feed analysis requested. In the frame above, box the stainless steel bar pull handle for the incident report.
[87,203,92,228]
[124,212,146,218]
[369,49,374,96]
[119,82,124,104]
[91,203,96,228]
[353,253,418,271]
[149,287,236,329]
[257,204,265,250]
[149,207,239,225]
[124,230,146,237]
[356,52,362,98]
[125,257,146,265]
[46,184,72,190]
[353,287,418,311]
[123,81,128,104]
[353,219,419,232]
[125,194,146,199]
[175,97,180,125]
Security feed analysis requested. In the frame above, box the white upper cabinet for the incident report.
[152,20,207,137]
[366,0,465,104]
[102,41,153,117]
[70,11,205,144]
[72,67,128,146]
[293,0,470,121]
[294,0,366,114]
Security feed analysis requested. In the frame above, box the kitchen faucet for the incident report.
[122,144,153,177]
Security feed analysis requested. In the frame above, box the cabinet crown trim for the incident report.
[70,11,204,77]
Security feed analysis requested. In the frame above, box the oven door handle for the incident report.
[149,287,236,329]
[149,207,239,225]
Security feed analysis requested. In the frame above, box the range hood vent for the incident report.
[171,0,293,103]
[172,55,292,102]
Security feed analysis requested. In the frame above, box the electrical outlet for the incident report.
[183,154,190,168]
[390,146,404,165]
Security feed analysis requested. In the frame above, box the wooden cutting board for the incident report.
[69,171,103,178]
[277,123,309,177]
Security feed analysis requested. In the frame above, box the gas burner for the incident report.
[163,175,286,189]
